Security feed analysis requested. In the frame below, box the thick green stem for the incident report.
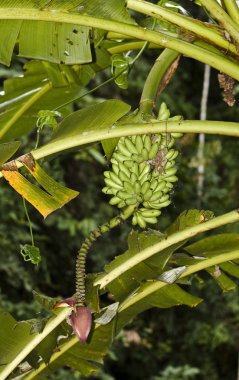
[0,83,52,141]
[126,0,238,55]
[119,248,239,311]
[140,49,180,114]
[0,119,239,179]
[222,0,239,24]
[1,9,239,80]
[199,0,239,44]
[95,209,239,289]
[108,41,159,55]
[75,205,136,305]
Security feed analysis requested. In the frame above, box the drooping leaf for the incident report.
[0,141,21,165]
[0,61,96,141]
[2,155,79,218]
[48,99,131,146]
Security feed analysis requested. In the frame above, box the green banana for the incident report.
[103,102,183,228]
[135,135,144,153]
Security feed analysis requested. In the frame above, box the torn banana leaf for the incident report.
[1,154,78,218]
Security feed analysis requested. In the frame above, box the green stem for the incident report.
[1,9,239,80]
[199,0,239,44]
[0,83,52,141]
[126,0,238,55]
[1,119,239,179]
[108,41,159,54]
[94,209,239,289]
[119,248,239,311]
[140,49,180,114]
[221,0,239,24]
[22,197,34,246]
[75,205,136,305]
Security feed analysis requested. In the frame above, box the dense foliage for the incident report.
[1,1,239,379]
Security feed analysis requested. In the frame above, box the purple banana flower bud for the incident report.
[69,306,92,343]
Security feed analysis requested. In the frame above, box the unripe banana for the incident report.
[140,209,161,218]
[135,135,144,153]
[144,135,152,152]
[124,137,138,154]
[117,142,132,157]
[118,162,131,178]
[142,216,158,224]
[124,181,135,194]
[154,181,167,192]
[166,149,177,160]
[119,171,130,182]
[139,172,150,186]
[167,138,175,149]
[130,172,138,183]
[171,132,183,138]
[112,163,119,175]
[136,213,146,228]
[165,160,175,169]
[142,147,149,160]
[138,164,150,180]
[124,160,134,168]
[165,175,178,182]
[132,162,139,177]
[117,190,134,200]
[118,200,126,208]
[144,189,153,201]
[141,181,151,194]
[158,199,171,208]
[104,171,111,179]
[103,104,182,228]
[166,182,174,189]
[109,196,121,205]
[134,180,141,194]
[109,172,123,186]
[158,102,170,120]
[148,190,163,202]
[132,153,143,163]
[105,178,122,190]
[113,152,128,163]
[111,158,118,165]
[159,194,170,203]
[148,142,158,160]
[125,197,138,206]
[102,186,113,194]
[162,167,177,178]
[150,180,158,191]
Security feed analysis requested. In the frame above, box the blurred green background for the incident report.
[1,35,239,380]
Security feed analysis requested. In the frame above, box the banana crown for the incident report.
[102,103,183,228]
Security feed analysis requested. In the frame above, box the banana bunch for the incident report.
[102,103,183,228]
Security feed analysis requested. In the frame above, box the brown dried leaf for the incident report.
[218,72,236,106]
[157,55,181,96]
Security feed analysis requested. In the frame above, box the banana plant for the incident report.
[1,0,239,379]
